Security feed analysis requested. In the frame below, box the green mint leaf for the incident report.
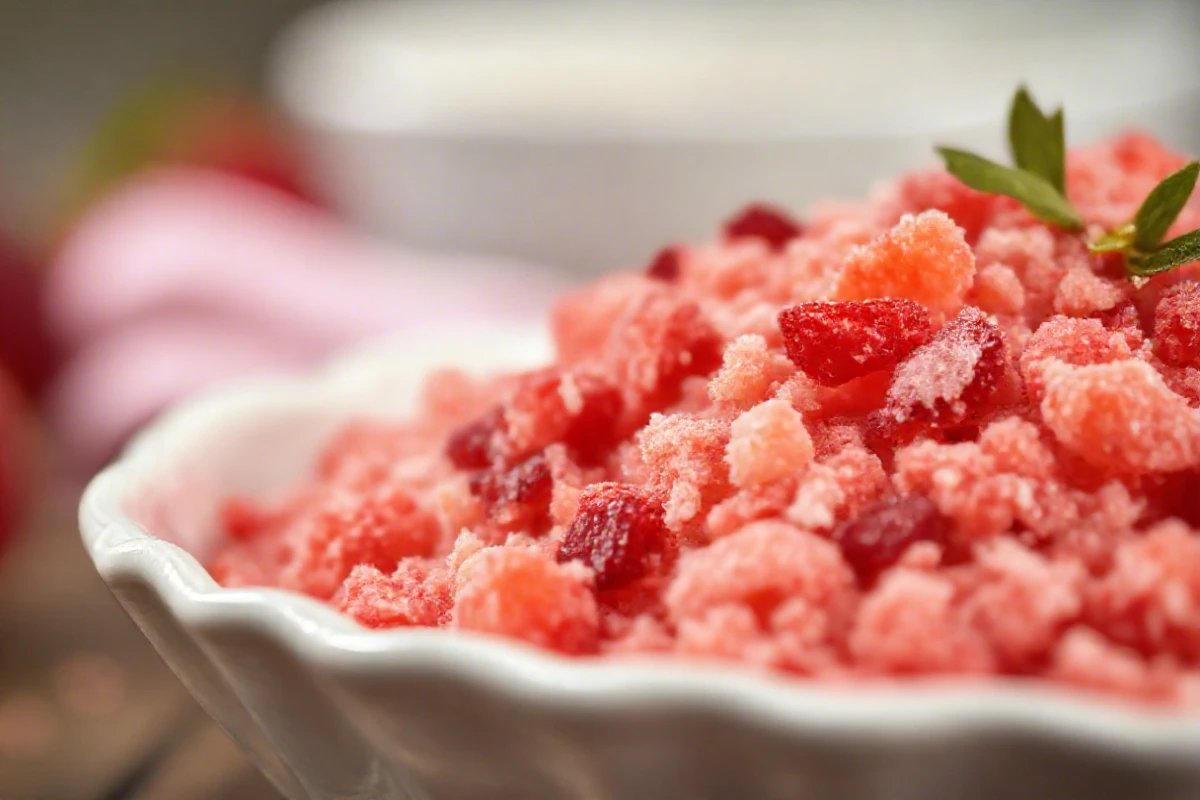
[1127,228,1200,277]
[1132,161,1199,253]
[1047,108,1066,193]
[1008,87,1065,193]
[936,147,1082,230]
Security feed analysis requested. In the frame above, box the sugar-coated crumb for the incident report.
[637,413,731,531]
[1155,282,1200,368]
[834,210,976,320]
[962,539,1084,669]
[1020,316,1134,403]
[665,521,854,625]
[974,225,1062,323]
[968,263,1026,316]
[335,561,450,629]
[1088,520,1200,661]
[210,133,1200,707]
[726,399,814,488]
[453,546,599,654]
[708,334,794,410]
[1040,359,1200,473]
[788,444,888,531]
[851,569,993,674]
[1054,266,1126,318]
[879,306,1007,439]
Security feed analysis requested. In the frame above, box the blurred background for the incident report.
[1,1,1200,798]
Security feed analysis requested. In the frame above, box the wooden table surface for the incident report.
[0,487,283,800]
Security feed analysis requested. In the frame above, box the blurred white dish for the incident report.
[270,0,1200,274]
[81,323,1200,800]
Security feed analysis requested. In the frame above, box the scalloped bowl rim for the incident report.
[80,323,1200,762]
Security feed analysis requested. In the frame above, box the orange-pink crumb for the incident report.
[210,135,1200,708]
[834,210,976,320]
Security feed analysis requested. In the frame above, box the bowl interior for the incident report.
[114,324,552,562]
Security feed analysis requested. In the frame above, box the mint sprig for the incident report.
[1085,161,1200,276]
[938,88,1081,231]
[936,147,1082,230]
[939,86,1200,282]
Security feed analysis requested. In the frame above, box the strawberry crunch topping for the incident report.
[210,91,1200,707]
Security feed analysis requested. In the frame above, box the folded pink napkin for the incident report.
[46,168,568,470]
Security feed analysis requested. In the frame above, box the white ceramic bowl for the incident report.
[82,324,1200,800]
[270,0,1200,276]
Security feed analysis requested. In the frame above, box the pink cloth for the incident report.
[46,168,567,470]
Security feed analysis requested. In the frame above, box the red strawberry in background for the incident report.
[0,231,53,558]
[60,77,320,230]
[0,231,59,398]
[0,365,38,556]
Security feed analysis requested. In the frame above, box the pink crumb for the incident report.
[708,334,795,411]
[664,521,855,626]
[637,413,731,532]
[1054,266,1127,318]
[725,398,814,488]
[1019,315,1134,403]
[1155,282,1200,368]
[968,263,1026,317]
[963,539,1085,669]
[337,561,450,628]
[1039,358,1200,474]
[453,546,600,654]
[850,568,993,675]
[602,290,723,415]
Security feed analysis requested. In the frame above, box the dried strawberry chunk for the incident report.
[1151,469,1200,529]
[562,375,625,465]
[832,495,947,583]
[880,306,1007,438]
[777,299,932,386]
[1154,281,1200,368]
[469,452,553,529]
[723,203,804,252]
[646,246,682,282]
[446,406,506,470]
[557,482,668,591]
